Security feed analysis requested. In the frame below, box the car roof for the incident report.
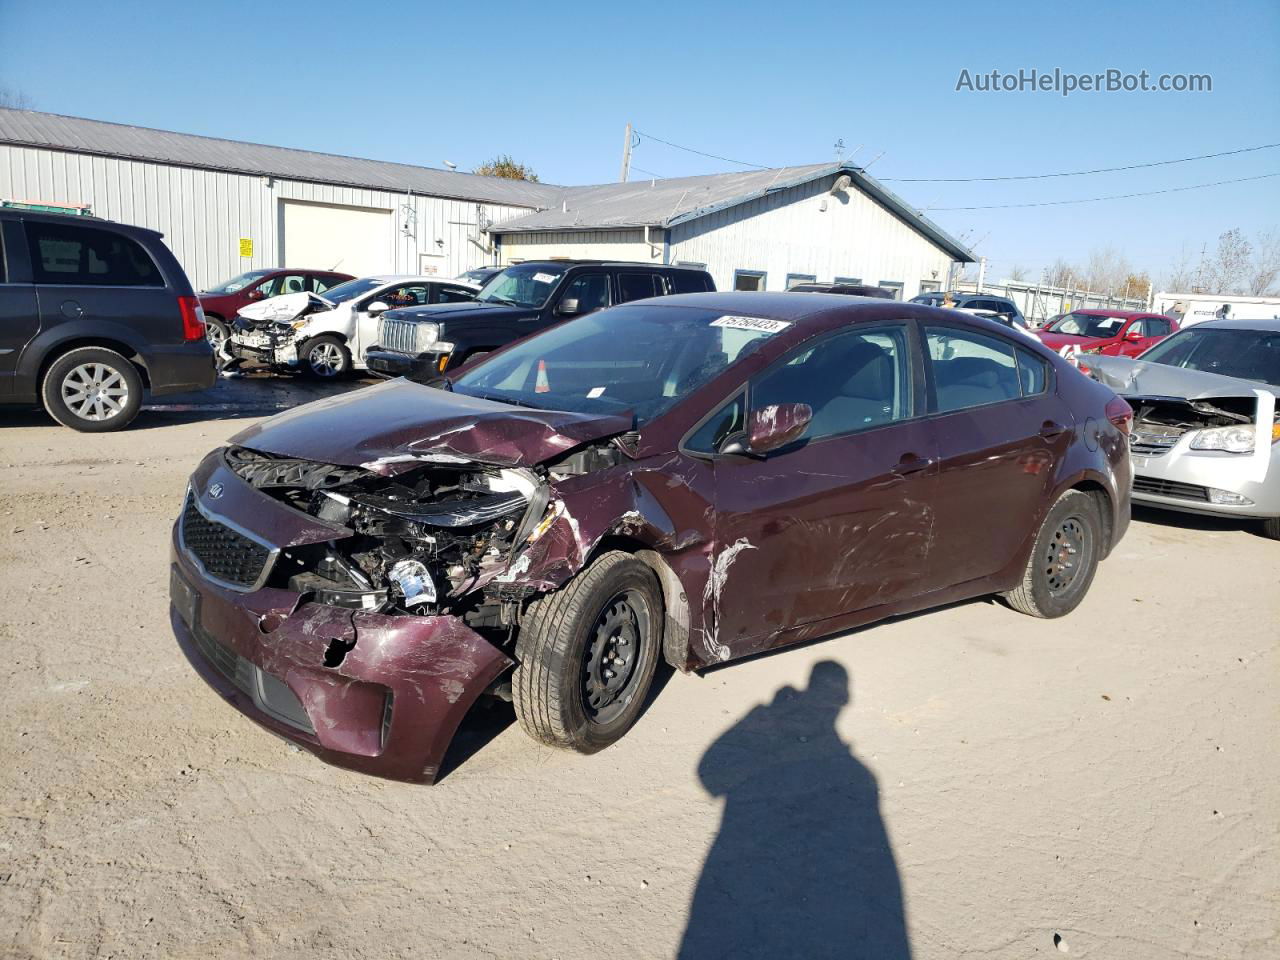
[1192,317,1280,332]
[1069,308,1158,319]
[631,290,943,326]
[0,207,162,237]
[505,259,708,271]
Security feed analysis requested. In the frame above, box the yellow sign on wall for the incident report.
[238,238,253,257]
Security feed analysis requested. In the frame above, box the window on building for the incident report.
[617,273,661,303]
[25,221,163,287]
[924,325,1023,412]
[878,280,904,301]
[786,273,817,290]
[919,280,941,293]
[734,270,766,291]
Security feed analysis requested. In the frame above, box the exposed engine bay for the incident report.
[1127,394,1256,440]
[225,442,620,634]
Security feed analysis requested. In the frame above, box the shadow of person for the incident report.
[678,661,910,960]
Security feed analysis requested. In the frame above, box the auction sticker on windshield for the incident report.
[711,316,792,334]
[533,273,559,284]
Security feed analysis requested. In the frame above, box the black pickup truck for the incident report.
[365,260,715,378]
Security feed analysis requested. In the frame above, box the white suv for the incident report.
[228,274,478,377]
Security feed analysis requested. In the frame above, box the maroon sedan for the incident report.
[198,268,353,354]
[170,293,1132,782]
[1036,309,1178,357]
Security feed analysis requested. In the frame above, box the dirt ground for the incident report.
[1,380,1276,960]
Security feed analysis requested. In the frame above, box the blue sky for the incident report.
[2,0,1277,282]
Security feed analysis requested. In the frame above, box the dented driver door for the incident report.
[703,324,939,658]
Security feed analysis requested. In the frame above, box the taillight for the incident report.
[178,295,206,341]
[1105,395,1133,435]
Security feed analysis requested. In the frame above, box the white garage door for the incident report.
[280,201,392,278]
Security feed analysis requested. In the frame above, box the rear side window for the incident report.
[617,273,661,303]
[925,325,1023,412]
[669,270,712,294]
[435,285,476,304]
[25,221,163,287]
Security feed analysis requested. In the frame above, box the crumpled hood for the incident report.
[230,378,633,468]
[1085,354,1272,400]
[381,301,537,325]
[1037,331,1109,350]
[237,291,334,323]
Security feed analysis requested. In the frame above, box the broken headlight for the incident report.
[1189,425,1257,454]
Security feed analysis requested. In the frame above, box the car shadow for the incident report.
[678,660,911,959]
[1131,504,1269,539]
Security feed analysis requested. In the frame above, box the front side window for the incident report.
[1146,318,1172,337]
[751,326,912,441]
[453,304,781,426]
[25,222,163,287]
[375,284,431,309]
[925,325,1023,412]
[560,273,610,312]
[1138,327,1280,387]
[617,273,660,304]
[685,391,746,454]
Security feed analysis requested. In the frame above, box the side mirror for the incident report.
[246,289,264,300]
[555,297,581,317]
[720,403,813,456]
[366,301,390,316]
[1125,329,1145,341]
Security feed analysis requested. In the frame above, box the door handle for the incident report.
[893,454,935,476]
[1038,420,1069,440]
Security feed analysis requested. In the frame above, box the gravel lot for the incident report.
[1,379,1276,960]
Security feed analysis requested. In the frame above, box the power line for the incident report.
[881,142,1280,182]
[630,164,669,180]
[633,130,768,170]
[927,172,1279,210]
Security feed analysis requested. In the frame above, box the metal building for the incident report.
[0,108,558,288]
[491,165,975,298]
[0,108,973,296]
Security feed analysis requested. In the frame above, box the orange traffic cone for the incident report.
[535,359,550,393]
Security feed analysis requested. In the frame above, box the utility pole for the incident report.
[619,123,633,183]
[976,256,987,293]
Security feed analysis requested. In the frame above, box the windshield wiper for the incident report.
[470,391,544,410]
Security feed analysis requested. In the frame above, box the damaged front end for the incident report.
[229,293,334,367]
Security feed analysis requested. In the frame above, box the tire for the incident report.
[40,347,143,433]
[299,335,352,379]
[513,551,663,753]
[1002,489,1103,618]
[204,315,230,358]
[1262,516,1280,541]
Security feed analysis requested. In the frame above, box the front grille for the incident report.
[379,317,419,355]
[1129,431,1181,458]
[191,619,314,735]
[181,496,272,589]
[1133,475,1210,502]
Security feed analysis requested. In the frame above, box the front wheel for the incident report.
[513,551,663,753]
[298,335,351,379]
[41,347,143,432]
[1001,489,1102,618]
[205,316,231,359]
[1262,516,1280,541]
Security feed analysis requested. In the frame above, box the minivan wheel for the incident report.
[1002,489,1102,618]
[299,335,351,379]
[41,347,143,432]
[513,551,663,753]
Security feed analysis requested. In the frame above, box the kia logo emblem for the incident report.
[208,482,224,499]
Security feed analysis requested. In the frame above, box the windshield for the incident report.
[1048,312,1127,338]
[204,270,272,294]
[1138,326,1280,387]
[475,263,569,309]
[317,277,384,304]
[453,304,782,425]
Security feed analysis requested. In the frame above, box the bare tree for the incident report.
[1161,246,1199,292]
[1042,258,1078,288]
[1202,229,1253,295]
[1246,229,1280,296]
[1007,264,1030,282]
[0,86,34,109]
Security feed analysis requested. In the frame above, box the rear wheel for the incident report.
[299,335,351,379]
[41,347,143,432]
[1002,489,1102,618]
[513,551,663,753]
[1262,516,1280,541]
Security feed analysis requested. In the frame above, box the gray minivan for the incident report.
[0,210,215,431]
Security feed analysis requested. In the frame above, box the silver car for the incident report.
[1081,318,1280,539]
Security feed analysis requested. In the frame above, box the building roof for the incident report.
[0,109,974,262]
[491,163,975,262]
[0,108,562,209]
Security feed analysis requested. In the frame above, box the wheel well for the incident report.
[203,312,224,324]
[589,535,692,673]
[38,339,151,390]
[1070,479,1114,555]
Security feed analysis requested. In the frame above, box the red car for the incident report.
[170,294,1131,783]
[1035,309,1178,357]
[198,268,354,355]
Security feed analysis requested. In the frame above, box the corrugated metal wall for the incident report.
[496,229,661,264]
[0,144,535,288]
[668,174,956,297]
